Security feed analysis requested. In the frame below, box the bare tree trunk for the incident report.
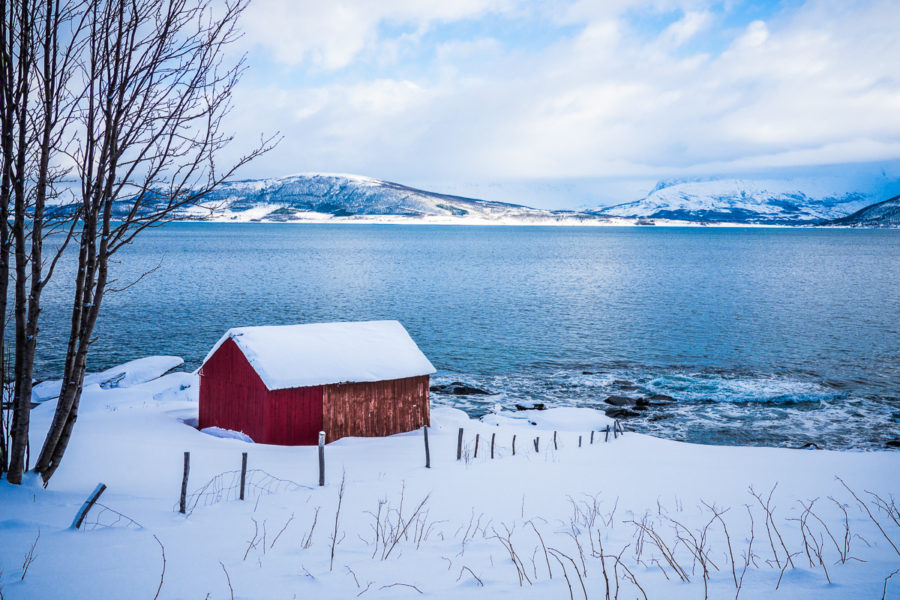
[6,0,35,484]
[0,0,15,476]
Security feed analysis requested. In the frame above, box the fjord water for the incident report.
[37,224,900,449]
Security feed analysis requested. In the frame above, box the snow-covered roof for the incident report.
[203,320,436,390]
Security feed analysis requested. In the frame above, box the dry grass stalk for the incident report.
[301,506,320,550]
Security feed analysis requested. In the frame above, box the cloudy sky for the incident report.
[226,0,900,207]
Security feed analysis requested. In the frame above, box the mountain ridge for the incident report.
[101,172,900,227]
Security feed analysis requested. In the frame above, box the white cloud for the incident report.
[659,10,713,48]
[227,0,900,190]
[241,0,518,70]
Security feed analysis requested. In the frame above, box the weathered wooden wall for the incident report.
[323,375,430,441]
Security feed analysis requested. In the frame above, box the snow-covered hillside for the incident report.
[172,173,598,225]
[597,178,899,224]
[825,195,900,228]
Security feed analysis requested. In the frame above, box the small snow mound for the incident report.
[201,427,254,443]
[483,406,615,431]
[430,406,472,429]
[32,356,184,402]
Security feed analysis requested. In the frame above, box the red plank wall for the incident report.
[265,385,324,445]
[199,337,269,442]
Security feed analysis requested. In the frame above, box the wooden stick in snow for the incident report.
[318,431,326,486]
[474,433,480,458]
[72,483,107,529]
[457,427,464,461]
[180,452,190,514]
[491,433,496,459]
[423,426,431,469]
[512,434,516,456]
[240,452,248,500]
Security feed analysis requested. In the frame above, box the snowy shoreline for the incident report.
[2,357,899,598]
[173,215,811,227]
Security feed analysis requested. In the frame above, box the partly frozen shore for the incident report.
[186,211,800,227]
[2,358,899,599]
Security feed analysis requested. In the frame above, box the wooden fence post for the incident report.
[457,427,464,461]
[239,452,248,500]
[180,451,190,514]
[491,433,496,459]
[533,437,539,453]
[579,435,582,448]
[318,431,326,486]
[474,433,480,458]
[71,483,107,529]
[590,430,595,444]
[605,425,610,442]
[553,431,558,451]
[512,434,516,456]
[423,426,431,469]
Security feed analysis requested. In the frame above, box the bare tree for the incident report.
[34,0,275,484]
[0,0,18,476]
[1,0,82,483]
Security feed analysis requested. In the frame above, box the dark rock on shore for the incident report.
[645,393,676,402]
[605,395,637,406]
[886,439,900,448]
[515,403,546,411]
[430,382,491,395]
[613,379,639,390]
[648,414,673,422]
[605,407,640,419]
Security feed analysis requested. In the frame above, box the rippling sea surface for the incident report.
[36,224,900,449]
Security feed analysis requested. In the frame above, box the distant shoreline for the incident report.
[171,216,847,228]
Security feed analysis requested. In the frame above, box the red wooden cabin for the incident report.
[198,321,435,445]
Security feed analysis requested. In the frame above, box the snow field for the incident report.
[1,359,899,599]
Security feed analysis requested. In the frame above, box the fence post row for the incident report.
[318,431,326,487]
[180,451,190,514]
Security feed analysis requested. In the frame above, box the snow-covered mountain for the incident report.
[174,173,598,224]
[824,195,900,228]
[95,172,900,226]
[595,178,896,224]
